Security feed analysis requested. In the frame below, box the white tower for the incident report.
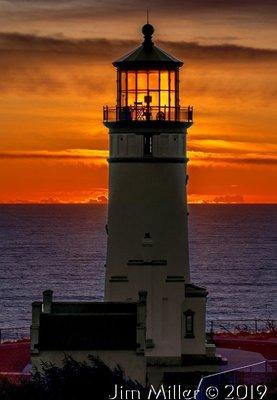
[103,24,198,358]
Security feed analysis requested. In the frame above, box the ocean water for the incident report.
[0,204,276,329]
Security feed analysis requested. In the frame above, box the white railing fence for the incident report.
[196,360,277,400]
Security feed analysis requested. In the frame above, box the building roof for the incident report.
[185,284,208,298]
[38,302,138,351]
[113,24,183,69]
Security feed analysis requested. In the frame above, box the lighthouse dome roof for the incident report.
[113,24,183,69]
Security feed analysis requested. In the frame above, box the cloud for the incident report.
[213,157,277,166]
[0,33,122,96]
[39,197,63,204]
[0,32,276,99]
[194,35,242,43]
[1,149,276,167]
[2,1,277,20]
[1,0,276,52]
[0,32,125,58]
[96,195,108,203]
[212,195,244,203]
[190,134,277,145]
[1,32,276,61]
[0,149,108,161]
[188,139,277,156]
[0,29,276,204]
[189,151,277,166]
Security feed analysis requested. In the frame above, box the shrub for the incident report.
[0,355,144,400]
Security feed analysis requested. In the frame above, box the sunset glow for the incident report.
[0,1,276,204]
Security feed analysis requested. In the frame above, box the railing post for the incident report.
[176,106,179,121]
[210,320,214,335]
[188,105,193,122]
[42,289,53,313]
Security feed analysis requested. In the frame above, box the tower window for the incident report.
[144,135,153,156]
[184,309,195,338]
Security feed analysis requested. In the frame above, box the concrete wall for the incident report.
[106,162,189,277]
[105,122,190,358]
[109,133,185,158]
[105,162,189,357]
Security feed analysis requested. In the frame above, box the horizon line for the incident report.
[0,202,276,206]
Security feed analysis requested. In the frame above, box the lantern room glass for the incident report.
[117,69,179,120]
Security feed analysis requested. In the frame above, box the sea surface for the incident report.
[0,205,276,330]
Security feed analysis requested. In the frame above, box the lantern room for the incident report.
[103,24,193,123]
[118,69,177,112]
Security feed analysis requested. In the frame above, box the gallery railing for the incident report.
[103,105,193,122]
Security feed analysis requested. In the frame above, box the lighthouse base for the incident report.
[31,288,227,386]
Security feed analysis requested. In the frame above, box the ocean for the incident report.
[0,204,276,330]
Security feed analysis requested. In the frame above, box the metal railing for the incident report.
[0,326,30,343]
[208,319,277,335]
[196,360,277,400]
[103,105,193,123]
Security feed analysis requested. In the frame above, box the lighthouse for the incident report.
[31,24,223,384]
[104,24,206,359]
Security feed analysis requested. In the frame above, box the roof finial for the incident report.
[147,9,149,24]
[142,19,154,50]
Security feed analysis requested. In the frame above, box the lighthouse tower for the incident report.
[104,24,209,360]
[30,23,222,384]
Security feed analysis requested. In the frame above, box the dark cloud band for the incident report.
[0,32,276,61]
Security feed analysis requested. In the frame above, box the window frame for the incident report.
[184,309,195,338]
[117,69,179,111]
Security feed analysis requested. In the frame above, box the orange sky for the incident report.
[0,1,276,204]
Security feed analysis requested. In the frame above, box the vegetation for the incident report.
[0,356,276,400]
[0,355,145,400]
